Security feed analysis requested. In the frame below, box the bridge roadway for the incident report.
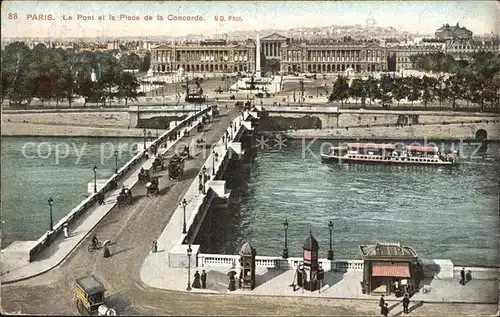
[1,106,497,316]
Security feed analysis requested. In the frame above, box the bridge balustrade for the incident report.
[27,106,214,262]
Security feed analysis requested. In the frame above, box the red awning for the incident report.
[372,262,410,277]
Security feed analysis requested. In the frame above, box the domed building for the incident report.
[435,23,473,40]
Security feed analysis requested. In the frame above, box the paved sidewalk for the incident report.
[0,116,205,284]
[141,264,499,304]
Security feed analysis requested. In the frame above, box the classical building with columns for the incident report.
[150,40,256,74]
[280,42,388,73]
[260,33,289,60]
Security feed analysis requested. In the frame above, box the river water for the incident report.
[1,136,141,248]
[196,139,499,266]
[2,136,499,266]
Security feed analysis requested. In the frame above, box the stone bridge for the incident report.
[128,104,206,127]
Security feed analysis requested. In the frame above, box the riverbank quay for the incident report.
[0,107,212,284]
[140,263,499,305]
[278,121,500,141]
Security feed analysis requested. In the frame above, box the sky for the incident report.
[1,1,499,38]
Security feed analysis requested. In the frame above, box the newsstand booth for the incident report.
[360,243,423,296]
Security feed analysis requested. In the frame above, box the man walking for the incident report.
[402,293,410,314]
[201,270,207,289]
[381,303,389,317]
[460,267,465,285]
[379,294,385,315]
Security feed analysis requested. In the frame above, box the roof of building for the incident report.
[303,232,319,250]
[359,243,418,259]
[261,33,288,41]
[239,242,257,256]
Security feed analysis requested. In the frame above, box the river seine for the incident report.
[1,136,140,248]
[2,137,498,266]
[196,139,499,266]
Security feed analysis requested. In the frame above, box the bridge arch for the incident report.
[475,129,487,141]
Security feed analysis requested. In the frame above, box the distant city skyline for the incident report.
[1,1,499,39]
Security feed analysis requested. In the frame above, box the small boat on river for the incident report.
[321,143,459,166]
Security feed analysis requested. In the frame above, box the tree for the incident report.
[365,76,380,106]
[420,75,436,108]
[117,72,139,106]
[434,76,449,107]
[329,76,349,107]
[76,68,93,106]
[392,77,410,107]
[379,75,394,107]
[348,78,367,106]
[406,76,422,106]
[447,75,463,110]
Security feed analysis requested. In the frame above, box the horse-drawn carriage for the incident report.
[180,145,190,159]
[168,154,185,180]
[195,138,206,149]
[152,156,166,172]
[212,107,220,117]
[138,168,150,183]
[146,177,160,197]
[117,187,132,207]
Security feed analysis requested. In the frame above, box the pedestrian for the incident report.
[192,271,201,288]
[381,303,389,317]
[198,182,203,194]
[460,267,465,285]
[402,293,410,314]
[379,294,385,315]
[63,223,69,238]
[201,270,207,289]
[466,270,472,282]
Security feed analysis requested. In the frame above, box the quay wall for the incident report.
[281,122,500,141]
[25,106,213,262]
[265,108,499,136]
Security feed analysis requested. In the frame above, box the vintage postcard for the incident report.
[1,1,499,315]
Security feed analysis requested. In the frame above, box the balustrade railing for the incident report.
[27,106,213,261]
[196,253,365,272]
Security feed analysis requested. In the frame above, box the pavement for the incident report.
[141,264,499,304]
[0,113,206,284]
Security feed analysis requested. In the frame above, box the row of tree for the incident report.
[1,42,147,106]
[410,51,499,78]
[329,73,500,110]
[329,52,499,110]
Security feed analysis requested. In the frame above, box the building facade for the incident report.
[387,46,441,72]
[260,33,289,60]
[280,42,388,73]
[150,40,256,74]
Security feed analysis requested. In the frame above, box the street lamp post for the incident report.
[114,150,118,174]
[182,199,188,234]
[143,128,147,151]
[93,165,97,193]
[202,166,207,194]
[327,220,334,260]
[282,219,289,259]
[212,150,218,176]
[48,197,54,231]
[187,244,192,291]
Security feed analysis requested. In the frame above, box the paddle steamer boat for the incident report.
[321,143,459,166]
